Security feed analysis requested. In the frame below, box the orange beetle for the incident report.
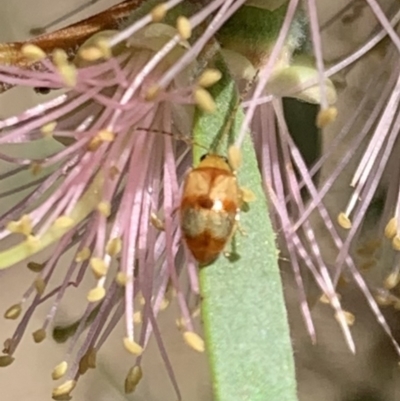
[180,153,241,266]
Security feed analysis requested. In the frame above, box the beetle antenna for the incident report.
[135,127,208,152]
[215,70,259,154]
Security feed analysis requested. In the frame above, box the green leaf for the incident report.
[193,61,298,401]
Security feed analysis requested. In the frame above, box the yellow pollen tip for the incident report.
[6,215,33,236]
[98,129,114,142]
[96,38,112,59]
[78,348,97,375]
[53,216,74,229]
[78,46,104,61]
[159,297,170,311]
[0,355,15,367]
[385,217,397,239]
[319,293,341,304]
[150,213,165,231]
[116,271,128,286]
[316,107,338,128]
[75,247,91,262]
[87,287,106,303]
[228,145,242,170]
[337,212,352,229]
[133,311,142,324]
[52,361,68,380]
[194,88,216,113]
[176,16,192,40]
[183,331,205,352]
[87,137,102,152]
[392,235,400,251]
[21,44,47,61]
[52,380,76,399]
[197,68,222,88]
[106,237,122,256]
[151,3,167,22]
[124,366,143,394]
[334,310,355,326]
[384,271,400,290]
[32,328,46,343]
[52,49,68,66]
[138,294,146,306]
[123,337,143,356]
[175,317,185,330]
[97,201,111,217]
[4,303,22,320]
[34,277,47,295]
[90,257,108,279]
[41,121,57,136]
[145,85,160,101]
[58,64,77,87]
[240,187,256,203]
[375,292,392,306]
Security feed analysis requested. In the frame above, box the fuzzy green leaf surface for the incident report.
[193,63,298,401]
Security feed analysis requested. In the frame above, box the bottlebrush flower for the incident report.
[1,0,400,400]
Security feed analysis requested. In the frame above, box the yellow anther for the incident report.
[106,237,122,256]
[151,3,167,22]
[384,271,400,290]
[183,331,205,352]
[96,38,112,59]
[75,247,91,262]
[176,16,192,40]
[392,235,400,251]
[228,145,242,171]
[34,277,46,295]
[78,348,97,375]
[58,64,77,87]
[90,258,107,279]
[6,215,32,236]
[41,121,57,136]
[87,287,106,303]
[150,213,165,231]
[0,355,15,367]
[52,49,68,66]
[98,129,114,142]
[337,212,352,229]
[116,272,128,286]
[21,44,47,61]
[145,84,160,101]
[316,107,338,128]
[133,311,142,324]
[385,217,397,239]
[123,337,143,356]
[32,328,46,343]
[124,366,143,394]
[78,46,104,61]
[52,361,68,380]
[97,201,111,217]
[4,303,22,320]
[194,88,216,113]
[53,216,74,229]
[197,68,222,88]
[52,380,76,399]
